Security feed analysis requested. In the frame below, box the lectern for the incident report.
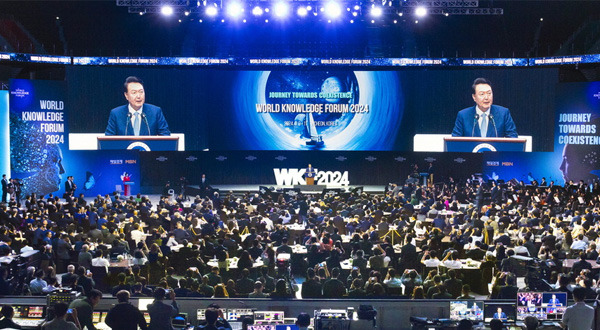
[98,136,179,151]
[444,137,527,152]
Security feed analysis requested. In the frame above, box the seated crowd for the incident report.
[0,175,598,305]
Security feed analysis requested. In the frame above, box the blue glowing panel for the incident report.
[0,91,9,178]
[9,79,68,197]
[211,70,404,150]
[554,82,600,184]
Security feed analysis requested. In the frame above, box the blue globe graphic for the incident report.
[265,71,359,143]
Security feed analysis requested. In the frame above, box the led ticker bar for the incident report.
[2,52,600,67]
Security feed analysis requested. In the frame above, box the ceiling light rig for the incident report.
[116,0,503,23]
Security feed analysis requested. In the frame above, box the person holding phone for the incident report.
[147,287,179,330]
[42,302,81,330]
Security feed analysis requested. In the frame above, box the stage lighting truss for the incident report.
[117,0,503,17]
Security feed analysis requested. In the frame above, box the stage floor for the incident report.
[189,184,386,194]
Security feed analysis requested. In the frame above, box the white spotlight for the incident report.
[252,6,263,15]
[161,6,174,16]
[415,6,427,17]
[325,2,342,18]
[371,7,382,17]
[205,6,218,16]
[297,7,308,16]
[273,2,289,17]
[227,2,243,18]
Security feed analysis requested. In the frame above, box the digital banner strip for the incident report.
[2,52,600,67]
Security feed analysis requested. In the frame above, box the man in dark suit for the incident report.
[498,275,519,299]
[105,76,170,136]
[64,176,75,195]
[444,269,463,298]
[1,174,8,203]
[105,290,147,330]
[199,174,210,193]
[147,288,179,330]
[452,78,518,138]
[399,235,419,271]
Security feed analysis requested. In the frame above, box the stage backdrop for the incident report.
[139,151,483,192]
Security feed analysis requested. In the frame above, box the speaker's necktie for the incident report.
[133,112,141,136]
[480,113,488,137]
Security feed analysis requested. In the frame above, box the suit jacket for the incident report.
[56,239,72,260]
[1,178,7,191]
[65,180,75,193]
[105,104,170,136]
[452,105,518,138]
[400,243,418,269]
[148,299,179,330]
[105,302,147,330]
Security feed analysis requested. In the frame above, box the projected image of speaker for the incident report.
[484,302,517,323]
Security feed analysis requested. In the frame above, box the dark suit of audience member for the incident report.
[399,238,419,271]
[444,274,463,298]
[105,292,147,330]
[572,257,592,276]
[147,289,179,330]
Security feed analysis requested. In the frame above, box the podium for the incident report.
[444,137,527,152]
[413,134,532,152]
[98,136,179,151]
[123,181,134,196]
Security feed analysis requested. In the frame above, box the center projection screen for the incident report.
[66,66,557,152]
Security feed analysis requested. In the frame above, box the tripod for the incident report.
[382,225,402,245]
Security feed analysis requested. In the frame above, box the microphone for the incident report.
[125,113,132,135]
[142,113,151,135]
[489,114,498,137]
[471,114,480,137]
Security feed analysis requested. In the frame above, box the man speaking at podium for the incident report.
[105,76,171,136]
[451,78,518,138]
